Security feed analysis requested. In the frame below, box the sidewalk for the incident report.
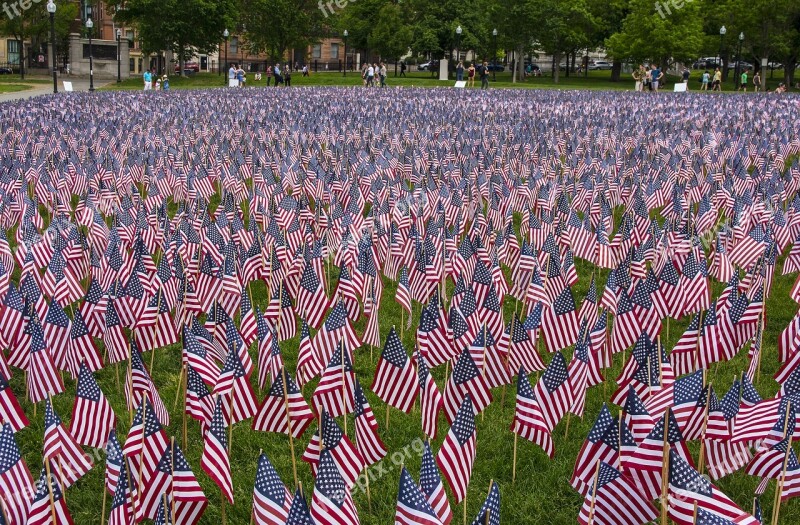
[0,77,112,103]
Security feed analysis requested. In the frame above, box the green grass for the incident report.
[99,69,791,92]
[0,84,32,93]
[0,75,51,85]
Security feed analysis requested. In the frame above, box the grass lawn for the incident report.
[0,84,32,93]
[0,75,51,85]
[101,69,793,93]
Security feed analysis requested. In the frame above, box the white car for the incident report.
[588,61,612,70]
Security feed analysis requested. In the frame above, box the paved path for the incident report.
[0,78,112,103]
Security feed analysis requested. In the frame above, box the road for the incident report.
[0,78,112,103]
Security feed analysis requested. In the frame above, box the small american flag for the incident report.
[396,466,443,525]
[371,326,417,413]
[26,460,74,525]
[420,440,452,525]
[532,351,573,432]
[353,379,387,466]
[42,397,93,488]
[302,410,365,488]
[470,480,500,525]
[69,362,116,449]
[251,451,292,525]
[436,395,477,504]
[0,422,35,525]
[576,461,657,525]
[201,396,234,504]
[417,350,444,440]
[442,348,492,424]
[310,449,359,525]
[252,367,314,438]
[511,366,554,458]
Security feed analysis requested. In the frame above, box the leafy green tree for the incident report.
[0,1,77,79]
[529,0,596,83]
[238,0,323,62]
[369,2,414,64]
[605,0,704,70]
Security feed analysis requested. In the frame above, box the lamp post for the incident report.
[455,25,462,68]
[492,28,498,81]
[223,28,229,85]
[343,30,348,77]
[719,25,726,82]
[47,0,57,94]
[86,17,94,92]
[116,28,122,83]
[735,31,744,90]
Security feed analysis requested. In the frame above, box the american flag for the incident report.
[0,369,29,432]
[576,461,657,525]
[139,440,207,522]
[417,295,456,367]
[213,343,258,425]
[532,351,573,432]
[420,440,452,525]
[396,466,443,525]
[511,366,554,458]
[622,387,654,444]
[185,364,215,433]
[123,399,169,497]
[395,266,413,317]
[201,396,234,504]
[296,260,329,330]
[469,479,500,525]
[353,379,387,465]
[127,341,170,427]
[251,452,292,525]
[26,460,74,525]
[252,367,314,438]
[312,343,356,419]
[69,362,116,449]
[302,410,365,488]
[571,404,634,494]
[285,487,314,525]
[182,326,220,387]
[104,430,124,496]
[611,289,641,355]
[371,326,418,413]
[108,457,134,525]
[310,449,359,525]
[417,350,444,440]
[442,348,492,423]
[436,395,477,504]
[667,449,759,525]
[42,397,93,488]
[26,315,64,404]
[296,318,321,386]
[0,422,34,525]
[541,287,580,352]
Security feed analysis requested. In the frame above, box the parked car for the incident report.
[767,62,783,69]
[174,61,200,73]
[693,58,720,69]
[588,61,612,70]
[0,66,12,74]
[487,62,505,72]
[727,61,753,71]
[418,60,439,71]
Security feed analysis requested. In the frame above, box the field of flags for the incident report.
[0,86,799,524]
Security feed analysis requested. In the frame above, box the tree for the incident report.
[116,0,237,75]
[238,0,323,63]
[529,0,596,84]
[0,1,77,79]
[605,0,704,70]
[369,3,414,64]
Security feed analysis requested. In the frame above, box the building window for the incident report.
[330,43,339,59]
[130,58,135,72]
[312,44,321,59]
[7,40,20,65]
[230,37,238,55]
[127,30,135,47]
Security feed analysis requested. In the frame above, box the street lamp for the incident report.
[492,28,498,81]
[47,0,57,94]
[455,25,462,67]
[86,17,94,92]
[343,30,348,77]
[719,26,726,82]
[735,31,744,90]
[223,28,229,85]
[116,28,122,83]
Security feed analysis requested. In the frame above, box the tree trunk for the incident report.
[611,60,622,82]
[786,58,797,90]
[553,52,561,83]
[722,54,729,82]
[517,46,524,82]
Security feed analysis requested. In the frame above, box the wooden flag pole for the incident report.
[44,459,57,525]
[281,367,300,489]
[771,401,793,525]
[182,364,188,451]
[512,432,518,483]
[696,375,712,475]
[463,491,468,525]
[170,437,178,525]
[485,480,494,525]
[587,460,602,525]
[618,412,623,471]
[756,302,765,383]
[341,341,348,437]
[100,480,108,525]
[138,401,148,502]
[660,407,671,525]
[481,323,488,422]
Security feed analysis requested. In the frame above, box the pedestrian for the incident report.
[701,70,709,91]
[681,67,690,89]
[284,64,292,87]
[753,71,761,92]
[361,64,368,86]
[467,62,476,88]
[479,60,490,90]
[650,64,663,92]
[456,61,464,82]
[367,63,375,87]
[228,63,236,86]
[273,63,283,86]
[740,68,749,92]
[302,65,309,77]
[236,65,244,87]
[399,61,406,77]
[632,65,644,91]
[266,65,272,86]
[379,62,387,87]
[143,68,152,90]
[162,75,169,90]
[712,67,722,91]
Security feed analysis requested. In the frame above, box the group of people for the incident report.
[361,63,388,87]
[455,61,491,89]
[226,63,299,87]
[634,62,788,93]
[142,68,169,91]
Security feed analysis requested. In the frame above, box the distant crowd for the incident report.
[631,63,789,93]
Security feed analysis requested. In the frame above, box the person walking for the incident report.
[284,64,292,86]
[399,61,406,77]
[266,65,272,86]
[456,61,464,82]
[467,63,476,87]
[681,67,690,90]
[739,68,749,92]
[228,63,236,86]
[367,63,375,87]
[632,65,644,91]
[361,64,368,86]
[379,63,387,87]
[273,63,283,86]
[479,60,490,89]
[753,70,761,92]
[143,68,152,90]
[712,67,722,91]
[701,70,710,91]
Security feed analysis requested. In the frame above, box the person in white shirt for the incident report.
[367,64,375,87]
